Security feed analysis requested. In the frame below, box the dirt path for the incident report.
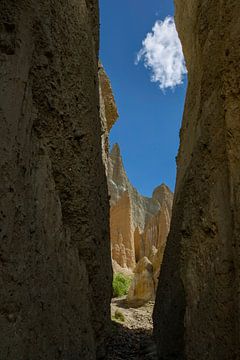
[106,298,157,360]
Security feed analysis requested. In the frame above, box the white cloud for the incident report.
[136,16,187,91]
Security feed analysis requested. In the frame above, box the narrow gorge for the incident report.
[0,0,240,359]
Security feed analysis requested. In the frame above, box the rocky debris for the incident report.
[107,298,157,359]
[139,339,158,360]
[153,1,240,359]
[127,257,155,306]
[0,0,112,358]
[107,325,156,360]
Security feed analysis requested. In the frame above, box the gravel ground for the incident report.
[106,298,158,360]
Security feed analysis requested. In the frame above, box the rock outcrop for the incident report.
[99,63,118,167]
[0,1,112,359]
[108,143,173,233]
[108,144,173,302]
[127,257,155,306]
[110,191,135,269]
[153,1,240,359]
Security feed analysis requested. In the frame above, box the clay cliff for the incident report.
[153,1,240,359]
[110,192,135,270]
[0,1,112,359]
[108,144,173,284]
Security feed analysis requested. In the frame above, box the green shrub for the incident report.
[112,273,132,298]
[112,309,125,323]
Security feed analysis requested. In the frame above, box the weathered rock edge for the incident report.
[0,0,112,359]
[153,1,240,359]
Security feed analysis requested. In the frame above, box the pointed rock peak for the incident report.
[110,143,121,157]
[152,183,173,203]
[98,65,119,131]
[160,183,171,191]
[108,142,129,191]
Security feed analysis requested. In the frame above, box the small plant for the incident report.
[112,273,132,298]
[112,309,125,323]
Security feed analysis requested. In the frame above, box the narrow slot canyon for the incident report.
[106,139,173,359]
[100,61,166,360]
[0,1,240,360]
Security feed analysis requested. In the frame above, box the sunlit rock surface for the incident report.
[110,191,135,269]
[127,257,155,306]
[108,144,173,301]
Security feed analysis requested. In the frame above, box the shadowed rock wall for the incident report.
[0,0,112,359]
[153,1,240,359]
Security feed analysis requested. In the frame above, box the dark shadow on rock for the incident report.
[106,321,158,360]
[112,297,130,309]
[113,297,153,310]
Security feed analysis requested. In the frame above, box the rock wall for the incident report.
[0,1,112,359]
[127,257,155,306]
[108,143,173,305]
[108,144,173,275]
[110,191,135,269]
[99,63,118,167]
[153,1,240,359]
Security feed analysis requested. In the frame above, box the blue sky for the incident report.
[100,0,187,195]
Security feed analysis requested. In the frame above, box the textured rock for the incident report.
[108,144,173,276]
[108,144,172,231]
[153,1,240,359]
[112,259,133,277]
[0,1,112,359]
[145,202,172,286]
[99,63,118,167]
[127,257,155,306]
[110,191,135,269]
[108,143,131,207]
[143,202,171,262]
[134,227,143,263]
[108,144,173,306]
[99,63,118,134]
[127,202,171,306]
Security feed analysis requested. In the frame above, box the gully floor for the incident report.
[107,298,157,360]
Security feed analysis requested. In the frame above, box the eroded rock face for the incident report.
[0,1,112,358]
[110,191,135,269]
[153,1,240,359]
[108,144,173,292]
[99,63,118,167]
[127,257,155,306]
